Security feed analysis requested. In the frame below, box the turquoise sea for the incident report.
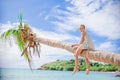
[0,68,119,80]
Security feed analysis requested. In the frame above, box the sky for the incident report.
[0,0,120,69]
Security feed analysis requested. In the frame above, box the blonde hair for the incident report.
[80,24,85,29]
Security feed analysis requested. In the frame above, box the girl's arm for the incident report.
[79,32,85,44]
[71,32,85,47]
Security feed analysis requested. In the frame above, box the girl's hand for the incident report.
[73,46,78,50]
[71,44,79,47]
[71,44,74,47]
[71,44,76,47]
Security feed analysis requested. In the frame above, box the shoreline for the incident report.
[37,67,120,73]
[1,68,120,73]
[1,68,119,73]
[37,69,120,73]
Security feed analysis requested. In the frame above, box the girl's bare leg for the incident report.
[85,57,90,75]
[72,48,83,75]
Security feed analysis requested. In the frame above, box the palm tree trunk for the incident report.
[35,37,120,66]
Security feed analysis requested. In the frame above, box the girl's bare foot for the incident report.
[86,69,90,75]
[72,68,78,75]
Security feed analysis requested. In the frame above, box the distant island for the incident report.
[38,59,120,72]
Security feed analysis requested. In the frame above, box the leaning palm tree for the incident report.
[1,13,120,70]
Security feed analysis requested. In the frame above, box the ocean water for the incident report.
[0,68,119,80]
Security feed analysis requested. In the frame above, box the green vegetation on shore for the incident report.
[38,59,120,72]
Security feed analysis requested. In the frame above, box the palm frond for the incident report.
[2,29,13,40]
[12,29,19,36]
[19,12,23,29]
[16,33,24,50]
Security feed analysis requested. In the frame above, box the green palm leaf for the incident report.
[19,12,23,29]
[2,29,13,40]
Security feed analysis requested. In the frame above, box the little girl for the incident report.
[71,24,94,75]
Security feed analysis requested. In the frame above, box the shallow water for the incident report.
[0,68,119,80]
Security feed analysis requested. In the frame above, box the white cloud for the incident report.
[0,40,29,68]
[31,26,79,42]
[51,0,120,40]
[96,41,117,52]
[0,21,19,34]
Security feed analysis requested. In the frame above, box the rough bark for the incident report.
[35,37,120,66]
